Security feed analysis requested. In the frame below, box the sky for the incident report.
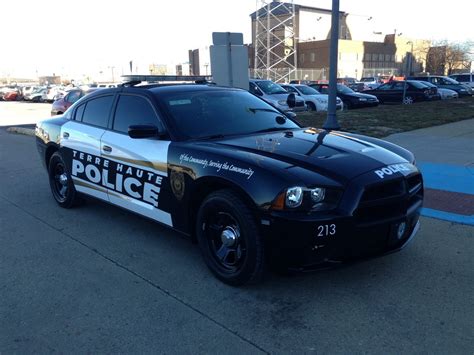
[1,0,473,79]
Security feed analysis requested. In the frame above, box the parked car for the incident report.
[289,79,317,85]
[337,77,358,85]
[2,89,20,101]
[349,82,370,92]
[310,83,379,109]
[24,88,47,102]
[51,89,96,115]
[416,81,458,100]
[364,80,440,104]
[407,75,473,97]
[42,86,66,103]
[35,83,423,285]
[97,83,118,88]
[249,79,306,112]
[449,73,474,89]
[359,77,381,89]
[280,84,343,111]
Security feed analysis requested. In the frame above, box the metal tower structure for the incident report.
[254,0,297,82]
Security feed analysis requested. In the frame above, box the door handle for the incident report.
[63,132,69,139]
[102,145,112,153]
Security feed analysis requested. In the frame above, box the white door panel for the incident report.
[60,121,108,201]
[100,131,172,226]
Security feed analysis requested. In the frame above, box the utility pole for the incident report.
[323,0,341,130]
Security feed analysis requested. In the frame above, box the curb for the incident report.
[6,127,35,136]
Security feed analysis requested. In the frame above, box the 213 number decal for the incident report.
[317,224,336,237]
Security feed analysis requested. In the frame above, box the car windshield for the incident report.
[255,80,288,94]
[337,84,354,94]
[296,85,320,95]
[442,77,460,85]
[159,89,299,140]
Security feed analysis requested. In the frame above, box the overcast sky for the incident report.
[2,0,473,78]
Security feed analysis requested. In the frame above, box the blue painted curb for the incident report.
[422,208,474,226]
[418,162,474,195]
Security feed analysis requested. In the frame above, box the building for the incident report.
[188,47,211,76]
[250,1,431,81]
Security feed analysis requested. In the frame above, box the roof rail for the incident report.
[121,74,212,83]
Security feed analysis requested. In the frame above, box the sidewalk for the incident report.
[385,118,474,225]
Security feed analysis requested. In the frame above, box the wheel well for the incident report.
[45,145,58,168]
[306,101,316,109]
[188,178,257,241]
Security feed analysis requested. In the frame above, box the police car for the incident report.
[35,81,423,285]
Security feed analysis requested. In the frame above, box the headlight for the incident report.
[359,98,368,101]
[286,187,303,208]
[278,100,289,106]
[272,186,340,211]
[310,187,325,204]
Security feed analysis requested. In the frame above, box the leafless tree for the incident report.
[426,40,473,75]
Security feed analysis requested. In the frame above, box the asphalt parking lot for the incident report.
[1,102,473,353]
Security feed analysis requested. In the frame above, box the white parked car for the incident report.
[24,88,47,102]
[419,81,458,100]
[42,86,66,103]
[280,84,343,111]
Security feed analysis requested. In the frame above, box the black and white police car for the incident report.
[35,81,423,285]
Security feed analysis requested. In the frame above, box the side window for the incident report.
[113,95,162,134]
[285,86,297,93]
[75,103,85,121]
[249,83,261,95]
[82,95,114,128]
[377,83,391,90]
[392,82,405,90]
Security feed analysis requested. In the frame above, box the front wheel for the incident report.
[196,190,265,286]
[307,102,317,112]
[48,151,81,208]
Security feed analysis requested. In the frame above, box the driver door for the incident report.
[100,94,172,226]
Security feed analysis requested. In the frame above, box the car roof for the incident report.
[82,84,243,100]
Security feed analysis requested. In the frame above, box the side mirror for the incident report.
[287,93,296,108]
[128,124,161,139]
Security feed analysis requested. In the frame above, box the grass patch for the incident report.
[294,96,474,138]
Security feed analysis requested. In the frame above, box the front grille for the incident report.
[354,173,423,226]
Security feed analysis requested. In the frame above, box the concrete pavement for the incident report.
[1,119,473,353]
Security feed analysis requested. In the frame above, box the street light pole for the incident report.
[323,0,341,130]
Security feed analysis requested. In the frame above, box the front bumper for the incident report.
[260,170,423,269]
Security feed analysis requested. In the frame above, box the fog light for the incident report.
[311,187,326,204]
[397,222,407,239]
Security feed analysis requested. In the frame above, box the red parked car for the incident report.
[2,90,20,101]
[51,89,96,115]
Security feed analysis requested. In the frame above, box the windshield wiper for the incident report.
[253,127,293,134]
[195,134,226,140]
[247,107,280,114]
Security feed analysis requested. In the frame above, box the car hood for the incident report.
[342,91,378,99]
[209,128,410,184]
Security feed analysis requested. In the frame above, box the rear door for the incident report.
[100,93,173,226]
[60,94,115,202]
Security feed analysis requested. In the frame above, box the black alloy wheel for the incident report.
[48,151,80,208]
[196,190,264,286]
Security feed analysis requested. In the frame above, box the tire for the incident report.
[403,96,414,105]
[48,151,81,208]
[307,102,317,112]
[196,189,265,286]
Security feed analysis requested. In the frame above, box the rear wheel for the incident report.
[196,190,265,286]
[48,151,81,208]
[403,96,414,105]
[307,102,317,112]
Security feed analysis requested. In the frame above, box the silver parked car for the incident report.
[249,79,306,112]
